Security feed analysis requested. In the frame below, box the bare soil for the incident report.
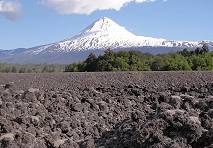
[0,72,212,148]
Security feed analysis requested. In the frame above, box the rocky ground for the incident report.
[0,72,212,148]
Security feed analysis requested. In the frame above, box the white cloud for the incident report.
[41,0,157,15]
[0,0,22,20]
[0,0,165,20]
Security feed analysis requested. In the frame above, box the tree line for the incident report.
[65,45,213,72]
[0,64,65,73]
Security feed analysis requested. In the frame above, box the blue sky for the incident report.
[0,0,213,50]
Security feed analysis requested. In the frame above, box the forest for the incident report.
[0,45,212,73]
[0,64,65,73]
[65,44,213,72]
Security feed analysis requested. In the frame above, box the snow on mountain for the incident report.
[0,17,212,64]
[26,17,210,54]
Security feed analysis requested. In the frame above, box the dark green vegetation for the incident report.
[0,64,65,73]
[65,45,213,72]
[0,45,212,73]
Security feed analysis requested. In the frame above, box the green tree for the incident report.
[11,66,17,73]
[195,47,201,55]
[202,44,209,53]
[128,54,150,71]
[3,67,11,73]
[42,66,48,72]
[64,48,212,72]
[113,57,129,71]
[19,67,27,73]
[189,52,213,70]
[84,53,97,72]
[150,57,167,71]
[164,54,191,71]
[96,49,115,71]
[180,48,190,57]
[65,62,85,72]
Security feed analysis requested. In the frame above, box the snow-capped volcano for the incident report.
[76,16,136,38]
[26,17,212,54]
[0,17,212,64]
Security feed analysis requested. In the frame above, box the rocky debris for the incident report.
[30,116,40,126]
[0,133,15,141]
[71,103,84,112]
[0,72,212,147]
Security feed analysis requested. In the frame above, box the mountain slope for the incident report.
[25,17,212,55]
[0,17,212,64]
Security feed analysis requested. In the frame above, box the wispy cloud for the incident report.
[41,0,158,15]
[0,0,22,20]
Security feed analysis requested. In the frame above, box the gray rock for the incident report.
[71,103,84,112]
[170,95,181,109]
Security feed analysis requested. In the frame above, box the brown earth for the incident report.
[0,72,212,148]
